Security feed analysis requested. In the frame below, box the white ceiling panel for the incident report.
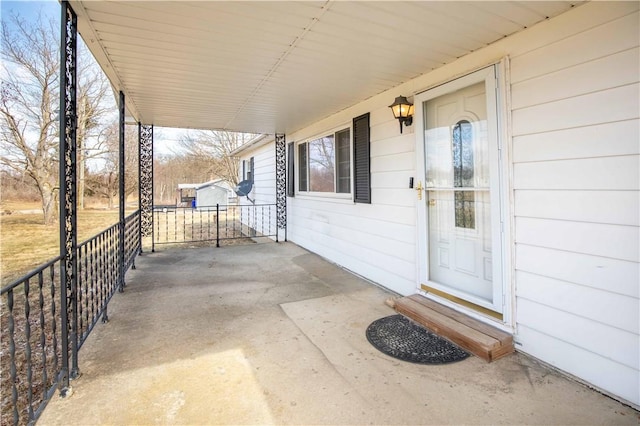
[70,0,583,134]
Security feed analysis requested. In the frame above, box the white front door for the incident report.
[416,66,504,315]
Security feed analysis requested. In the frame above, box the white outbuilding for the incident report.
[177,180,234,209]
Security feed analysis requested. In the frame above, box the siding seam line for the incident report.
[510,46,639,86]
[289,229,415,272]
[518,296,639,340]
[516,323,640,371]
[288,235,415,283]
[515,269,639,301]
[508,8,639,63]
[513,151,640,165]
[513,213,639,228]
[510,81,640,113]
[510,118,640,139]
[514,241,639,263]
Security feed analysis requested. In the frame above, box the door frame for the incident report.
[414,60,515,330]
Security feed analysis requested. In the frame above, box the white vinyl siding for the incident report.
[249,1,638,407]
[238,139,277,239]
[238,145,276,206]
[289,106,416,296]
[509,5,639,406]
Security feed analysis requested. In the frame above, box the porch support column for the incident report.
[275,133,287,242]
[58,0,79,394]
[138,124,154,253]
[118,91,125,292]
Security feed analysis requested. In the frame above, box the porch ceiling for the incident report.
[70,1,582,134]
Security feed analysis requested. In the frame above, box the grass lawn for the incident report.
[0,200,130,286]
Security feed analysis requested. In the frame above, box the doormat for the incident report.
[366,315,470,364]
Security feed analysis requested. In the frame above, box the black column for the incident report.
[118,91,125,292]
[58,0,79,393]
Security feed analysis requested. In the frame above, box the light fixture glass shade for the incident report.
[389,96,413,119]
[389,95,414,133]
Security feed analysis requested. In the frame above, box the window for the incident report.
[287,142,295,197]
[452,120,474,229]
[336,129,350,193]
[298,143,308,192]
[309,136,335,192]
[298,128,351,194]
[241,157,254,183]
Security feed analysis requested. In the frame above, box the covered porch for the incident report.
[3,1,638,423]
[38,242,638,425]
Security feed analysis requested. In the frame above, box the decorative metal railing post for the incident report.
[275,133,287,242]
[118,91,126,293]
[59,0,79,393]
[216,204,220,247]
[138,124,154,253]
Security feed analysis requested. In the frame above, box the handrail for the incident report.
[153,203,278,248]
[0,210,141,426]
[1,256,63,295]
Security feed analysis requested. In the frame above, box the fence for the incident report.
[1,204,283,425]
[153,204,279,248]
[0,210,141,426]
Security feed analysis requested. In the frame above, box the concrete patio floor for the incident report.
[38,241,638,425]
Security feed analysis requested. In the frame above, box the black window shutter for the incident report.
[249,156,254,183]
[287,142,295,197]
[353,113,371,203]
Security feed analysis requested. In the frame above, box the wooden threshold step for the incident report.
[394,294,514,362]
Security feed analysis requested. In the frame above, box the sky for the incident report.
[1,0,58,21]
[1,0,186,156]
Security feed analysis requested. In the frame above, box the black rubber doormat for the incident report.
[366,315,470,364]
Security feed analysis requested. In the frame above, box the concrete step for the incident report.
[394,294,514,362]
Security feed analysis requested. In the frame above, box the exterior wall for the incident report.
[238,139,276,206]
[238,139,278,238]
[196,185,228,209]
[509,5,639,406]
[281,2,638,406]
[288,114,417,296]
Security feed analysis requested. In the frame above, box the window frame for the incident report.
[242,157,254,183]
[296,124,353,199]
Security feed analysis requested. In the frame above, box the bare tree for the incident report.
[152,154,215,205]
[177,131,258,187]
[85,123,138,209]
[76,63,113,209]
[0,12,114,224]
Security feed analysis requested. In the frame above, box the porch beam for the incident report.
[58,0,79,393]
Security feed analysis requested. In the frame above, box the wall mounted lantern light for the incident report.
[389,95,414,134]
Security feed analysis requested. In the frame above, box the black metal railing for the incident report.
[153,204,278,248]
[0,258,62,426]
[123,210,140,272]
[0,210,141,426]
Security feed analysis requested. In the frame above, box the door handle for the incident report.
[415,181,424,200]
